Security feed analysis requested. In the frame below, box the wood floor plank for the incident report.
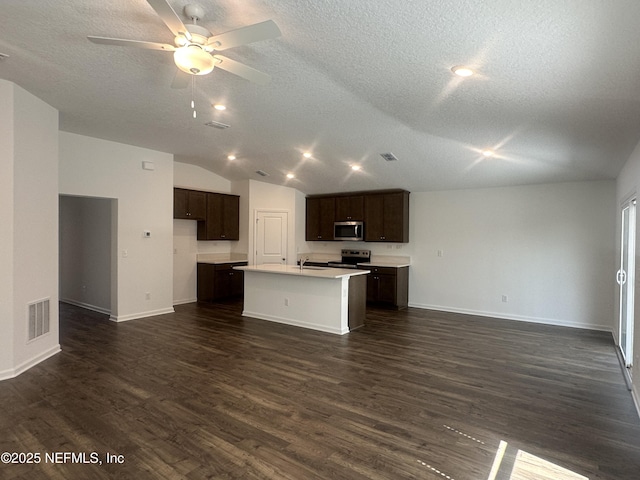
[1,301,639,479]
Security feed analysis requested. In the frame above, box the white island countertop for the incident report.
[235,264,369,279]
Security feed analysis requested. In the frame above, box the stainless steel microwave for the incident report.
[334,221,364,241]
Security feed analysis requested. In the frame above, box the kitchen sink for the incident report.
[301,266,327,270]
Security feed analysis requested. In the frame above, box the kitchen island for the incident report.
[234,264,369,334]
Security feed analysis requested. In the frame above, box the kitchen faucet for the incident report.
[300,256,309,271]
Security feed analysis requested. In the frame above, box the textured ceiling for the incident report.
[2,0,640,194]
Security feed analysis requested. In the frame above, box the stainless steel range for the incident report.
[328,249,371,269]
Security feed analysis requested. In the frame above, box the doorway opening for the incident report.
[59,195,117,317]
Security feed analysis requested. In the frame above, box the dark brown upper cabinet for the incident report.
[173,188,206,220]
[335,195,364,221]
[197,192,240,241]
[364,191,410,243]
[174,188,239,241]
[305,189,409,243]
[306,196,336,241]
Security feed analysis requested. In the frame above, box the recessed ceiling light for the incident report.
[452,65,474,77]
[482,149,494,157]
[286,173,295,179]
[213,104,226,111]
[303,152,312,158]
[351,165,361,171]
[227,155,236,160]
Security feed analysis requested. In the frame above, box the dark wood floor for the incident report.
[1,301,639,479]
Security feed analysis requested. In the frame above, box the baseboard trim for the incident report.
[60,299,110,315]
[242,310,348,335]
[110,307,175,323]
[173,298,197,306]
[407,302,612,332]
[0,345,61,381]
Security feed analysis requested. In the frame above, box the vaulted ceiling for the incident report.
[2,0,640,194]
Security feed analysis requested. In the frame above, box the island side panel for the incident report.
[242,271,350,335]
[347,274,367,330]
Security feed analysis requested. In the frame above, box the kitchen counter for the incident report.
[364,260,411,268]
[196,253,248,265]
[235,264,369,278]
[297,253,410,269]
[235,264,369,334]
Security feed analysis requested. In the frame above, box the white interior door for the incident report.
[617,198,635,367]
[255,211,288,265]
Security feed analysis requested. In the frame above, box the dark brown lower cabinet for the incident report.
[197,262,247,302]
[366,266,408,309]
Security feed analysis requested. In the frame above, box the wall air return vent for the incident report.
[380,152,398,162]
[28,299,50,341]
[255,170,269,177]
[204,120,230,129]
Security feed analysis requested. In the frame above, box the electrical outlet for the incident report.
[437,249,443,257]
[145,292,151,300]
[502,295,508,303]
[284,298,289,306]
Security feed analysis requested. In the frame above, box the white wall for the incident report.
[0,80,60,380]
[616,139,640,410]
[59,132,174,321]
[407,181,616,330]
[0,81,15,375]
[173,161,233,304]
[59,195,113,314]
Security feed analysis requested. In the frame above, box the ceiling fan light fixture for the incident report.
[174,45,214,75]
[174,35,189,47]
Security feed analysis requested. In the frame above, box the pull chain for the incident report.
[191,76,197,119]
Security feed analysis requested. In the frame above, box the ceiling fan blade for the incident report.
[146,0,192,41]
[207,20,281,51]
[213,55,271,85]
[88,36,175,51]
[171,69,190,89]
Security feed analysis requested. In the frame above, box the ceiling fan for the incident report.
[87,0,281,87]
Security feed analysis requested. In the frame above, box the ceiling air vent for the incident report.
[380,152,398,162]
[204,120,230,129]
[255,170,269,177]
